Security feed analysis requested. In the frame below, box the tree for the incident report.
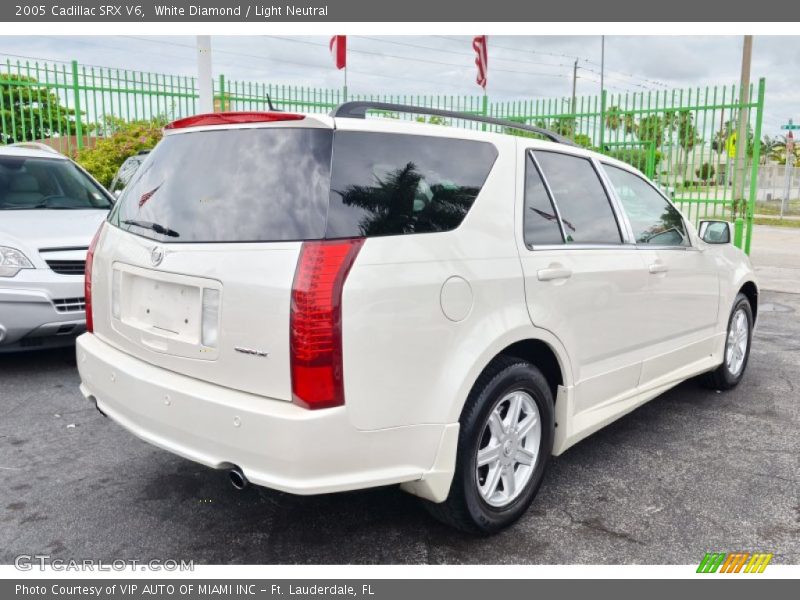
[76,117,163,188]
[0,74,79,144]
[696,162,716,183]
[768,135,800,166]
[604,106,636,137]
[636,115,665,148]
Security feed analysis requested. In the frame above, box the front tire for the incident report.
[424,357,554,534]
[703,293,753,390]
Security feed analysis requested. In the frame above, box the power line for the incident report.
[262,35,572,79]
[119,36,533,94]
[434,35,670,90]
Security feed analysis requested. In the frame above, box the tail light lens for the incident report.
[84,223,104,333]
[290,238,364,409]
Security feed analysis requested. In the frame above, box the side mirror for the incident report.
[698,220,731,244]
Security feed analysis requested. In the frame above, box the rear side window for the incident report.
[603,165,690,247]
[112,128,333,243]
[533,151,622,244]
[325,132,497,238]
[523,153,563,245]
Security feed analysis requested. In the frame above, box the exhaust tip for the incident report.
[229,467,248,490]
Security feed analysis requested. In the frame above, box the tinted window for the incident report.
[523,153,563,245]
[604,165,690,246]
[0,157,111,210]
[533,151,621,244]
[112,128,332,243]
[326,132,497,238]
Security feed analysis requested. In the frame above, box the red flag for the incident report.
[473,35,488,90]
[330,35,346,70]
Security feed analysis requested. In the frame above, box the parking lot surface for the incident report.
[1,285,797,565]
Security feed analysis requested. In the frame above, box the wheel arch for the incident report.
[448,327,573,425]
[739,280,759,324]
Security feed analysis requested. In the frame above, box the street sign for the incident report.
[781,118,800,130]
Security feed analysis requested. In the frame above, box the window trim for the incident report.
[525,150,567,246]
[599,161,695,251]
[524,149,631,251]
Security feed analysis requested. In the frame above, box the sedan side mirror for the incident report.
[698,220,731,244]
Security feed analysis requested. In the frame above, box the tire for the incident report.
[702,292,754,390]
[424,356,554,535]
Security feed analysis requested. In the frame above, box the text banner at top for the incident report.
[1,0,800,22]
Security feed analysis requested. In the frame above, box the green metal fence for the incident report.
[1,56,765,253]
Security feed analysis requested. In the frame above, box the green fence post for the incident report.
[733,218,744,248]
[71,60,83,150]
[744,78,766,255]
[218,73,225,111]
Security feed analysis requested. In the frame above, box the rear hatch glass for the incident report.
[110,127,333,243]
[110,127,498,243]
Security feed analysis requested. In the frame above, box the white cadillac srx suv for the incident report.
[76,104,758,533]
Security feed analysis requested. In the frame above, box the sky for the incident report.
[0,35,796,136]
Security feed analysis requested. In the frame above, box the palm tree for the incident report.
[768,135,800,166]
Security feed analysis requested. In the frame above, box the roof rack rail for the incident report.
[8,142,62,155]
[331,101,576,146]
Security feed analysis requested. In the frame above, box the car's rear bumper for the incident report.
[76,333,457,500]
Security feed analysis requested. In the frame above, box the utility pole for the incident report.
[782,131,794,219]
[598,35,606,150]
[571,59,578,114]
[600,35,605,99]
[732,35,753,220]
[196,35,213,114]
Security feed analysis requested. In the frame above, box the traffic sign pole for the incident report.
[780,121,797,219]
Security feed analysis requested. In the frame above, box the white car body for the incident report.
[0,145,111,351]
[76,110,757,518]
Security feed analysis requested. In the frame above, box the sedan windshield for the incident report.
[0,156,112,210]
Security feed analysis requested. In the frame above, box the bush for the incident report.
[76,118,164,188]
[695,162,716,183]
[604,148,662,174]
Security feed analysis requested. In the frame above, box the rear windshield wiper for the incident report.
[122,219,180,238]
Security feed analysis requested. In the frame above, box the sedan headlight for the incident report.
[0,246,34,277]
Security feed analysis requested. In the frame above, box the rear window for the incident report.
[112,128,333,243]
[326,132,498,238]
[110,128,496,243]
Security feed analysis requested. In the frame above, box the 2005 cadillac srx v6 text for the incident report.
[76,103,758,533]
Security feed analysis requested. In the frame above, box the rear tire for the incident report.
[424,356,554,534]
[702,293,753,390]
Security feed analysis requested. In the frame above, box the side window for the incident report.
[604,165,690,247]
[523,152,563,245]
[533,151,622,244]
[326,132,498,238]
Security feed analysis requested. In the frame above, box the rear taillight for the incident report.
[290,238,364,410]
[84,223,104,333]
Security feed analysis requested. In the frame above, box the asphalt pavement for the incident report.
[1,225,798,564]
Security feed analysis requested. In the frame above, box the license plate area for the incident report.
[111,262,221,360]
[123,274,200,342]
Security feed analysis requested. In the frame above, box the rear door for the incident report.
[517,148,652,416]
[601,163,719,385]
[92,119,334,402]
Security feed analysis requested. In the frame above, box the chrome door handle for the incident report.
[649,262,669,274]
[537,267,572,281]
